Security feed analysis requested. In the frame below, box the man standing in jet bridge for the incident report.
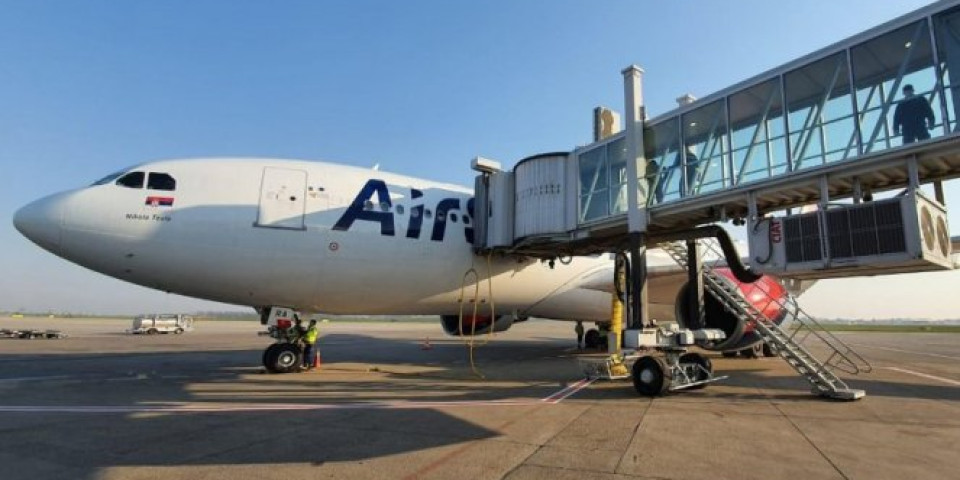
[894,84,935,144]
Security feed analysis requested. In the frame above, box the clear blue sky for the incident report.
[1,0,951,317]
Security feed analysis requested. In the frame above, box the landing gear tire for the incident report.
[721,351,738,358]
[680,352,712,390]
[632,356,672,396]
[264,343,302,374]
[262,344,282,372]
[584,329,601,349]
[740,343,763,359]
[761,342,779,358]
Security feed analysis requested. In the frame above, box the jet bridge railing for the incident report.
[630,1,960,212]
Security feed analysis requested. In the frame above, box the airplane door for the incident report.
[256,167,307,230]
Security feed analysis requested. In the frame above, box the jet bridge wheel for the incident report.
[679,352,712,390]
[632,356,672,396]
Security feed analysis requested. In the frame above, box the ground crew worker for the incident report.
[575,321,585,349]
[301,319,319,370]
[288,315,305,344]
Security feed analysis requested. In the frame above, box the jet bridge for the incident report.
[471,0,960,400]
[474,0,960,275]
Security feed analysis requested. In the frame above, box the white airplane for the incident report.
[13,157,792,370]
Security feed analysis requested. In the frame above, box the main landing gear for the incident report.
[584,329,602,349]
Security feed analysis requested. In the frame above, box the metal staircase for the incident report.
[659,239,871,400]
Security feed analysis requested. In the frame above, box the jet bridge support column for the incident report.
[685,240,704,329]
[622,65,650,330]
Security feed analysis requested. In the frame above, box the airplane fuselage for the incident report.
[16,158,632,320]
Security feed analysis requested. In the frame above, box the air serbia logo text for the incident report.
[332,179,474,244]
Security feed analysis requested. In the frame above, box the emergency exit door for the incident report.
[256,167,307,230]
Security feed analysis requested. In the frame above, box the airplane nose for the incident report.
[13,194,66,254]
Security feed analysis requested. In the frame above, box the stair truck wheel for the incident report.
[632,356,673,396]
[270,343,302,374]
[679,352,712,389]
[762,342,779,357]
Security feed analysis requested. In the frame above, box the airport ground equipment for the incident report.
[748,190,952,279]
[622,326,727,394]
[579,354,632,381]
[0,328,67,339]
[127,314,194,335]
[661,239,870,400]
[579,326,727,392]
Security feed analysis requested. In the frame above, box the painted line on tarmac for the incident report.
[0,375,72,383]
[883,367,960,387]
[849,343,960,361]
[0,377,597,414]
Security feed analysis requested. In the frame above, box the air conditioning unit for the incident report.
[749,191,952,279]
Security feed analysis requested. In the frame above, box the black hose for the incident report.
[649,225,762,283]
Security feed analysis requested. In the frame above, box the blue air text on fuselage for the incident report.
[332,179,474,244]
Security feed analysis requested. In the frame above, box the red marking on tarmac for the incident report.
[540,378,596,404]
[0,378,597,414]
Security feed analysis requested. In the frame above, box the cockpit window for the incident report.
[115,171,145,189]
[147,172,176,191]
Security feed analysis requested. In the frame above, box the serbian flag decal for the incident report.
[145,196,174,207]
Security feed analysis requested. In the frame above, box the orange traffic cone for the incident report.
[421,337,432,350]
[313,350,321,368]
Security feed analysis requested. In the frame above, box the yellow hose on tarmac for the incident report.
[456,254,498,379]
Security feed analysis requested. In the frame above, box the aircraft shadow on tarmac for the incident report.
[0,401,505,480]
[0,332,589,479]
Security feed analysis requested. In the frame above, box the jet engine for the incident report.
[675,268,794,351]
[440,314,517,336]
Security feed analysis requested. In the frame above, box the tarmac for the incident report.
[0,316,958,480]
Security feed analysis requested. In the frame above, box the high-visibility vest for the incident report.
[304,326,319,344]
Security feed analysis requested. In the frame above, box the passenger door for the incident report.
[256,167,307,230]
